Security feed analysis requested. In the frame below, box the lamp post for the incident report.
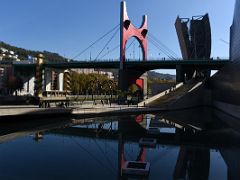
[139,45,141,61]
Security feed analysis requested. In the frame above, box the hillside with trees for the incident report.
[0,41,67,62]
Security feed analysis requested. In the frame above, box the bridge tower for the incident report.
[119,1,148,99]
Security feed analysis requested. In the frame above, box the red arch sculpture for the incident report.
[120,0,148,68]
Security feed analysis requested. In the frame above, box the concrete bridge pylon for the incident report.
[35,54,70,97]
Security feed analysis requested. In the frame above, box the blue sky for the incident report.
[0,0,235,73]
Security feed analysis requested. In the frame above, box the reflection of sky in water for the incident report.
[74,121,119,130]
[159,127,176,133]
[209,150,227,180]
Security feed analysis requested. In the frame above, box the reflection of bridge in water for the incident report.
[0,111,240,179]
[48,116,240,179]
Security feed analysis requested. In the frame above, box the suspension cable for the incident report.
[71,136,116,176]
[95,28,119,60]
[100,45,120,60]
[149,33,179,57]
[149,33,179,59]
[149,37,174,59]
[92,138,117,172]
[99,38,136,60]
[149,33,179,58]
[149,36,176,59]
[126,38,136,51]
[71,24,120,60]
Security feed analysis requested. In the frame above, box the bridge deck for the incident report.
[5,59,229,70]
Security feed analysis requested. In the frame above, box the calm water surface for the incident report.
[0,107,239,180]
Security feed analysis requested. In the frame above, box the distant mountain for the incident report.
[148,71,176,80]
[95,69,176,81]
[0,41,67,62]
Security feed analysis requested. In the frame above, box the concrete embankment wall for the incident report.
[138,83,184,107]
[0,107,72,122]
[213,101,240,120]
[209,61,240,119]
[139,80,212,110]
[170,81,212,109]
[149,82,176,96]
[0,96,38,105]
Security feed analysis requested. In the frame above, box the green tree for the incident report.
[70,72,116,95]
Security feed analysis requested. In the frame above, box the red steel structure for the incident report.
[120,0,148,67]
[119,1,148,96]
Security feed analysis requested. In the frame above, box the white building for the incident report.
[0,48,20,61]
[95,70,114,79]
[72,68,114,79]
[0,48,8,53]
[72,68,95,74]
[0,68,5,93]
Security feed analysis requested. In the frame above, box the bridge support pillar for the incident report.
[58,72,64,91]
[176,65,211,83]
[63,70,71,92]
[118,69,127,93]
[35,54,45,97]
[44,68,52,91]
[142,73,148,99]
[176,65,185,83]
[176,65,194,83]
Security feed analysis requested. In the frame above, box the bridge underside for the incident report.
[118,69,147,98]
[32,60,226,70]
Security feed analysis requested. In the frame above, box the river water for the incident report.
[0,107,239,180]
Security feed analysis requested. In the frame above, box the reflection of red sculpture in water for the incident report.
[121,144,146,167]
[118,134,147,177]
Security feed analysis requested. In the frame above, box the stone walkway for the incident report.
[0,81,203,119]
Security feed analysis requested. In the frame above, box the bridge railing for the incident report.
[42,90,71,97]
[6,57,230,68]
[144,57,229,61]
[4,57,230,66]
[67,57,229,62]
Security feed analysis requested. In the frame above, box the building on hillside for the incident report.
[72,68,96,74]
[0,68,5,94]
[72,68,114,79]
[0,48,20,61]
[0,48,8,54]
[95,70,114,79]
